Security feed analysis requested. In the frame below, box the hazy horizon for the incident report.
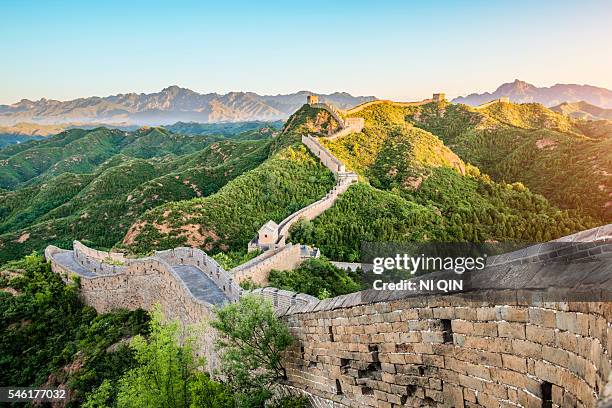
[2,79,612,106]
[2,0,611,104]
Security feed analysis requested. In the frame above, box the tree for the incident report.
[115,306,199,408]
[188,372,235,408]
[268,258,362,298]
[211,295,293,406]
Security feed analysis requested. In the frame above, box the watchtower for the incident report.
[256,220,279,250]
[499,96,510,103]
[432,93,446,103]
[307,95,319,105]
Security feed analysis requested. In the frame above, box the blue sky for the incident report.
[1,0,611,104]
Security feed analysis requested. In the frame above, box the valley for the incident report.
[1,96,609,265]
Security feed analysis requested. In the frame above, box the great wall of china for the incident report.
[45,96,612,407]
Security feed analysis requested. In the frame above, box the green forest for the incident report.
[0,255,307,407]
[0,100,609,407]
[0,128,273,262]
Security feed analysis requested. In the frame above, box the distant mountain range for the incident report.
[0,87,376,126]
[452,79,612,108]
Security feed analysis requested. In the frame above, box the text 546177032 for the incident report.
[0,387,66,402]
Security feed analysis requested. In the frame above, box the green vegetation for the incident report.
[85,307,201,408]
[404,101,611,222]
[269,104,341,151]
[123,145,335,255]
[211,295,294,407]
[164,120,283,139]
[0,134,44,148]
[0,127,245,188]
[268,257,362,299]
[0,129,271,262]
[0,253,150,406]
[287,102,598,261]
[1,254,307,407]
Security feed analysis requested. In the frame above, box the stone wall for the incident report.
[73,243,125,276]
[302,135,346,174]
[231,244,302,286]
[281,292,611,408]
[47,223,612,406]
[272,225,612,407]
[250,287,319,313]
[46,245,222,371]
[311,103,346,128]
[325,118,365,141]
[155,247,242,301]
[73,241,126,263]
[276,175,356,247]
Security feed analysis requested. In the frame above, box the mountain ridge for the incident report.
[0,86,376,126]
[550,100,612,120]
[453,79,612,108]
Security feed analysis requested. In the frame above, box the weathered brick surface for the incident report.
[282,298,612,408]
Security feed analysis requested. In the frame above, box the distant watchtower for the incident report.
[499,96,510,103]
[432,93,446,103]
[307,95,319,105]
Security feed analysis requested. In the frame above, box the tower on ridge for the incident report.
[432,93,446,103]
[307,94,319,105]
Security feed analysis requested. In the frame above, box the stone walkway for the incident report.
[54,251,97,277]
[172,265,228,306]
[48,248,229,306]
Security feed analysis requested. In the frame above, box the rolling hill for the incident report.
[1,99,607,264]
[122,102,598,261]
[403,100,611,222]
[0,127,272,262]
[551,100,612,120]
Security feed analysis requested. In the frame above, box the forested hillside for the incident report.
[122,102,599,262]
[1,100,607,264]
[0,127,273,262]
[287,102,598,260]
[119,105,343,256]
[404,101,611,222]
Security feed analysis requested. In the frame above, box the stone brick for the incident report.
[407,319,429,331]
[476,307,497,321]
[528,307,557,328]
[429,378,443,390]
[542,345,569,367]
[556,311,579,333]
[525,324,555,345]
[464,361,492,380]
[473,322,498,337]
[442,383,464,408]
[534,360,562,385]
[421,331,445,344]
[463,387,477,403]
[433,307,455,319]
[455,307,477,321]
[502,354,527,373]
[496,306,528,322]
[476,392,499,408]
[423,354,445,368]
[458,373,485,391]
[511,339,542,359]
[498,322,526,339]
[451,320,474,334]
[556,330,578,351]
